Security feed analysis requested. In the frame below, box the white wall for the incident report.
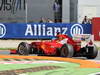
[78,0,100,23]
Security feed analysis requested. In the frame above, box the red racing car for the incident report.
[11,34,98,59]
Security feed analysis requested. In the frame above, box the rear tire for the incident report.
[86,44,98,59]
[60,44,74,57]
[17,42,30,55]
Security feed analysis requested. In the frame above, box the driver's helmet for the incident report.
[56,34,67,41]
[56,32,61,38]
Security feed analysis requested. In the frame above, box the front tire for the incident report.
[17,42,30,55]
[60,44,74,57]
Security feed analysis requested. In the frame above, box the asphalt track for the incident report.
[0,50,100,60]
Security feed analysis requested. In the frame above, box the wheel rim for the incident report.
[18,45,26,55]
[61,47,68,57]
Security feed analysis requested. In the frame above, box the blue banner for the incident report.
[0,23,92,39]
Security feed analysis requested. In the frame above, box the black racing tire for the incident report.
[60,44,74,57]
[86,44,98,59]
[17,42,30,55]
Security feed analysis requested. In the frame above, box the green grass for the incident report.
[0,47,100,50]
[0,62,99,75]
[0,48,16,50]
[97,47,100,50]
[0,62,79,71]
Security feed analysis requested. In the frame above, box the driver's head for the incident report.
[56,34,66,41]
[56,32,61,38]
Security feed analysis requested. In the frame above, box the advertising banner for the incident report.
[92,18,100,40]
[0,23,91,39]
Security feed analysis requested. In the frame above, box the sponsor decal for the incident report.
[70,24,83,37]
[0,23,6,38]
[25,24,68,36]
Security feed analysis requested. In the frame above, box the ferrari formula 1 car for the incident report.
[12,34,98,59]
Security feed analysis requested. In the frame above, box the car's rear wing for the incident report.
[73,34,94,47]
[73,34,94,42]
